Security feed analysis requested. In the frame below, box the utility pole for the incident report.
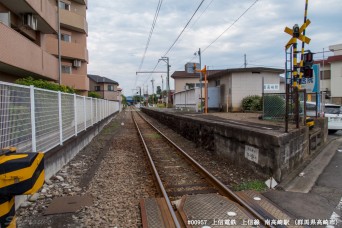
[195,48,203,112]
[244,54,247,68]
[161,75,164,91]
[159,57,170,106]
[57,0,62,85]
[137,86,142,106]
[151,78,155,106]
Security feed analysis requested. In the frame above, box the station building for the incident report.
[172,67,284,112]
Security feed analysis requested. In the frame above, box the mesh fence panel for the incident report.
[263,93,286,121]
[0,82,120,152]
[92,99,97,124]
[263,92,306,122]
[76,96,85,133]
[61,93,75,141]
[0,84,32,152]
[86,97,92,128]
[35,89,60,152]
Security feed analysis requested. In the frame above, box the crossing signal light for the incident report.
[304,67,313,78]
[303,50,314,78]
[293,24,300,38]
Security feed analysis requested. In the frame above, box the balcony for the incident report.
[60,9,88,34]
[72,0,87,7]
[0,0,57,33]
[44,36,88,62]
[62,74,89,91]
[0,23,58,80]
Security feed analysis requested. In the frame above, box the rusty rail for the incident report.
[133,108,277,228]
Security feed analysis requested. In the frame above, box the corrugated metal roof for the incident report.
[171,70,223,79]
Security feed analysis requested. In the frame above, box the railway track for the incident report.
[131,108,288,228]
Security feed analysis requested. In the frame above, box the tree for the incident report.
[121,95,127,106]
[133,95,143,103]
[88,91,101,98]
[15,76,75,94]
[148,94,158,104]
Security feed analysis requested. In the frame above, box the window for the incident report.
[320,70,331,80]
[59,1,70,10]
[61,34,71,42]
[95,86,100,91]
[215,80,220,87]
[62,65,71,74]
[108,85,114,91]
[0,12,10,27]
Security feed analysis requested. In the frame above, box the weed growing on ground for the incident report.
[233,180,267,192]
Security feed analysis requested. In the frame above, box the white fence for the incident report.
[174,88,201,111]
[0,81,120,153]
[174,87,221,111]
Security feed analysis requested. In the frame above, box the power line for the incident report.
[138,0,163,72]
[175,0,215,45]
[163,0,205,57]
[135,0,163,88]
[173,0,259,71]
[202,0,259,53]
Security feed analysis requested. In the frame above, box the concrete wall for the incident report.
[174,77,200,93]
[141,108,321,183]
[331,61,342,98]
[231,72,281,111]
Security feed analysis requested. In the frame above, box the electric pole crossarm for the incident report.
[136,71,167,75]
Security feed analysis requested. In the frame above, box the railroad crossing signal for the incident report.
[284,19,311,50]
[302,51,314,78]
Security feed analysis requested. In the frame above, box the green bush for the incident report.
[88,91,101,98]
[15,77,75,94]
[241,95,262,111]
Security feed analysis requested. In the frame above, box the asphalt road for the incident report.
[263,130,342,227]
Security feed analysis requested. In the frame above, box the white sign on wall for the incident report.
[245,145,259,163]
[264,84,280,91]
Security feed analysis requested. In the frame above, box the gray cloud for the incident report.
[87,0,342,95]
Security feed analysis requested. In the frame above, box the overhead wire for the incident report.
[162,0,205,57]
[138,0,163,71]
[140,0,207,88]
[135,0,163,87]
[174,0,259,71]
[202,0,259,54]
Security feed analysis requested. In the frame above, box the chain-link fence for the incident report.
[0,81,120,153]
[263,92,319,122]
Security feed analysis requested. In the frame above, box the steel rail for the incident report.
[131,110,181,228]
[136,110,277,228]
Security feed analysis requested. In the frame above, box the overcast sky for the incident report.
[87,0,342,96]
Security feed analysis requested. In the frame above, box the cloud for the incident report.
[87,0,342,95]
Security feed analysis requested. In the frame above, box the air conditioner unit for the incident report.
[73,60,82,68]
[22,13,37,30]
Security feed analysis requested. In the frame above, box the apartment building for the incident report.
[0,0,88,95]
[315,43,342,104]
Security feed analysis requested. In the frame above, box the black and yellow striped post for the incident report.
[0,147,45,228]
[284,0,311,128]
[299,0,310,83]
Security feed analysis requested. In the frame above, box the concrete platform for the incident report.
[141,108,327,182]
